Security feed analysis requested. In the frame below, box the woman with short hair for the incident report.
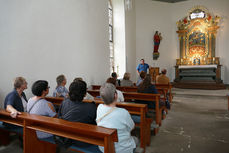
[4,77,28,118]
[58,80,97,147]
[53,74,68,98]
[27,80,56,139]
[137,74,158,109]
[106,77,124,102]
[120,72,134,87]
[96,83,136,153]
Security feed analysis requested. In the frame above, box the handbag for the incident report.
[54,106,77,151]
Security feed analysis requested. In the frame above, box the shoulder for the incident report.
[5,90,19,102]
[7,90,17,98]
[114,107,130,118]
[116,89,122,94]
[85,101,96,109]
[115,107,128,114]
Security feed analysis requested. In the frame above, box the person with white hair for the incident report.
[96,83,136,153]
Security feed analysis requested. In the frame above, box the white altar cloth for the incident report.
[179,65,217,69]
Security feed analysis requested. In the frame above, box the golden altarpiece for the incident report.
[174,6,224,89]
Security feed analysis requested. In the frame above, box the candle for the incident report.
[213,57,215,64]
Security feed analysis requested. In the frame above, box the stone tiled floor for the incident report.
[1,88,229,153]
[146,88,229,153]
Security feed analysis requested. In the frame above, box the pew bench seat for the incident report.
[0,109,118,153]
[40,136,102,153]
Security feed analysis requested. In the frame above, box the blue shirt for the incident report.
[4,89,27,112]
[27,98,56,139]
[53,86,69,98]
[136,78,143,86]
[136,63,149,73]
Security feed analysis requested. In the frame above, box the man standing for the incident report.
[156,69,170,84]
[136,59,149,74]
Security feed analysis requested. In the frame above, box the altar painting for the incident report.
[176,6,220,65]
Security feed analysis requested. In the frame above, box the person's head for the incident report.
[161,69,167,75]
[100,83,117,105]
[155,31,158,35]
[140,71,146,79]
[123,73,131,80]
[14,77,27,91]
[32,80,49,97]
[69,80,87,102]
[138,74,152,91]
[111,72,117,79]
[140,59,145,65]
[143,74,152,85]
[73,77,83,82]
[56,74,66,87]
[106,77,116,86]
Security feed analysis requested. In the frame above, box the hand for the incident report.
[56,92,61,97]
[10,111,21,118]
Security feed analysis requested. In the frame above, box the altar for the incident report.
[173,6,225,89]
[174,65,222,83]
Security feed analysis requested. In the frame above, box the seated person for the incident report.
[73,77,94,100]
[97,83,136,153]
[58,80,97,147]
[27,80,56,139]
[106,77,124,102]
[156,69,170,84]
[120,73,134,87]
[111,72,120,86]
[4,77,28,119]
[137,74,158,109]
[53,74,68,98]
[136,71,146,86]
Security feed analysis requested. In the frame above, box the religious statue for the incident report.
[153,31,162,60]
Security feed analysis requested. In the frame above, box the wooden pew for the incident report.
[92,85,170,102]
[87,90,162,134]
[154,83,173,103]
[45,97,151,150]
[0,109,118,153]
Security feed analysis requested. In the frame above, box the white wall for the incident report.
[135,0,175,81]
[125,0,137,82]
[0,0,110,108]
[134,0,229,83]
[113,0,126,79]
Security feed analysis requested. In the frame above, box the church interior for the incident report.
[0,0,229,153]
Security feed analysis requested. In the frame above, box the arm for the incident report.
[48,102,57,117]
[136,64,140,74]
[125,111,135,131]
[6,105,21,118]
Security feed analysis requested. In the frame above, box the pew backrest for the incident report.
[0,109,118,153]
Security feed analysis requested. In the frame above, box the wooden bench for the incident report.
[45,97,151,151]
[92,85,171,102]
[154,83,173,103]
[87,90,162,134]
[0,109,118,153]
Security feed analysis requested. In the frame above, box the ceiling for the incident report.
[151,0,188,3]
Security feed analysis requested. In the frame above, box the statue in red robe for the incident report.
[154,31,162,53]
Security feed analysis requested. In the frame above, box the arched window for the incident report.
[108,0,114,73]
